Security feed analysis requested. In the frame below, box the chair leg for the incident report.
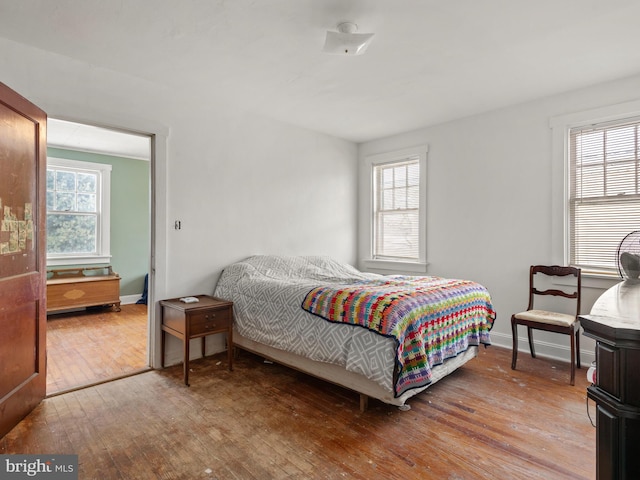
[511,318,518,370]
[570,328,576,386]
[576,325,581,369]
[527,327,536,358]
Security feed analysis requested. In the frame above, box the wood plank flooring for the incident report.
[1,345,596,479]
[46,304,149,395]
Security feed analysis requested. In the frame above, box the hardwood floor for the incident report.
[46,304,149,395]
[2,345,595,479]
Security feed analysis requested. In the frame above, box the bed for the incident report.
[213,255,496,411]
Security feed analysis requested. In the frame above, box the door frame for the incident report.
[45,113,169,369]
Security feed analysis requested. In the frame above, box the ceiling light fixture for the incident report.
[323,22,374,56]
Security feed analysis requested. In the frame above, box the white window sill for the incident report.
[552,271,621,291]
[361,259,428,274]
[47,255,111,267]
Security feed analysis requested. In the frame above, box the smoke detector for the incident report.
[323,22,374,56]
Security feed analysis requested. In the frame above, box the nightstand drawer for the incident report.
[190,309,231,335]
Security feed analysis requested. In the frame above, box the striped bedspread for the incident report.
[301,276,496,397]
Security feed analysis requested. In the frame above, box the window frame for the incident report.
[550,99,640,285]
[361,145,428,273]
[46,157,112,266]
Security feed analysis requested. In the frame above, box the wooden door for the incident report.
[0,82,47,438]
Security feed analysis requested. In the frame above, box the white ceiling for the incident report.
[48,118,151,161]
[2,0,640,145]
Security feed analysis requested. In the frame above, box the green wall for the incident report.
[47,147,150,297]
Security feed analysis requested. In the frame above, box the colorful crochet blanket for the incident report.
[302,276,496,397]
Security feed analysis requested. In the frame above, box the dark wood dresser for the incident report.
[580,280,640,480]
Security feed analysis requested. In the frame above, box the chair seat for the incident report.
[513,309,577,327]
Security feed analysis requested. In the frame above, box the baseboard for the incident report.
[121,294,143,305]
[490,331,595,365]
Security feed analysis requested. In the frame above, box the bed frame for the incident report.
[233,329,478,412]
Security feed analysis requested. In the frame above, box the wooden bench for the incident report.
[47,266,121,314]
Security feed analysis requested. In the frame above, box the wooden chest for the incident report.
[46,266,121,313]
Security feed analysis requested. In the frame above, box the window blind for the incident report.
[569,118,640,273]
[373,157,420,260]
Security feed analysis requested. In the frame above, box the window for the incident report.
[362,146,427,272]
[569,118,640,274]
[46,158,112,265]
[374,159,420,260]
[551,100,640,280]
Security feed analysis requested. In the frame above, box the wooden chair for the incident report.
[511,265,582,385]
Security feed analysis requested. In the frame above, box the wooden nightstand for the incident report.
[160,295,233,386]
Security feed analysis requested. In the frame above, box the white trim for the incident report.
[365,145,430,164]
[47,255,111,266]
[490,331,596,366]
[361,145,428,271]
[121,294,143,305]
[549,99,640,129]
[361,258,428,273]
[47,157,113,172]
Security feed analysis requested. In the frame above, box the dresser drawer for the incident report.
[189,308,231,335]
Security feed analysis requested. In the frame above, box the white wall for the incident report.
[165,106,358,295]
[359,73,640,365]
[0,37,358,366]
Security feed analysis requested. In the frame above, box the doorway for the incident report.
[45,118,152,395]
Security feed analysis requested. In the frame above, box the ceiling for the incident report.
[48,118,151,161]
[2,0,640,145]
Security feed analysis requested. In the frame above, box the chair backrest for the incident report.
[527,265,582,316]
